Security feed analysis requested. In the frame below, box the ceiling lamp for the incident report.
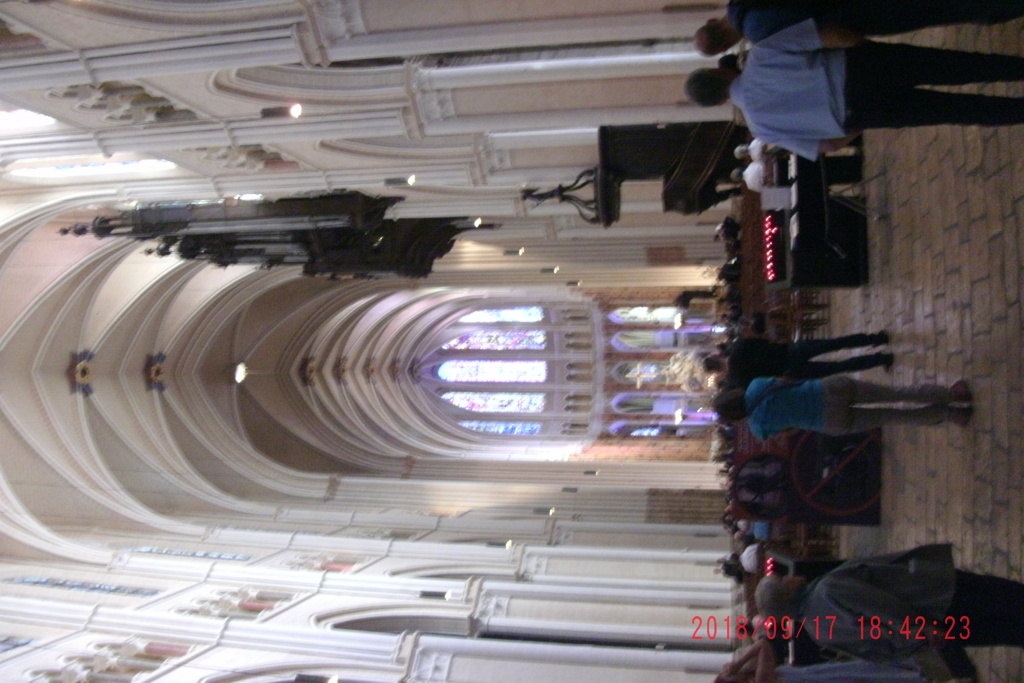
[260,105,303,118]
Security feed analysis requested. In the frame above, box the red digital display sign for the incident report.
[763,211,785,282]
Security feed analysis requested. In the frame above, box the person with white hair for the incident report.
[734,138,768,162]
[741,160,767,192]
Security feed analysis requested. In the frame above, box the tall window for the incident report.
[431,307,552,428]
[457,306,543,323]
[442,330,546,350]
[421,304,595,445]
[126,547,251,561]
[442,392,545,413]
[0,637,32,654]
[459,421,542,435]
[438,360,546,383]
[6,577,158,597]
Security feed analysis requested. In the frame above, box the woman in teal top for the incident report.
[743,377,825,439]
[714,376,972,438]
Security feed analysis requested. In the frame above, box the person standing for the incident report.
[755,544,1024,661]
[685,19,1024,159]
[713,376,973,438]
[695,0,1024,56]
[705,332,892,390]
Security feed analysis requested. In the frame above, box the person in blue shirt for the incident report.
[695,0,1024,56]
[685,20,1024,159]
[712,376,972,440]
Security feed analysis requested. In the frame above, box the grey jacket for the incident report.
[800,544,956,660]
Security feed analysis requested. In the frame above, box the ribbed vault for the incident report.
[0,199,611,560]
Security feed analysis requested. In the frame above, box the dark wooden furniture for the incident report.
[662,122,749,215]
[593,123,747,226]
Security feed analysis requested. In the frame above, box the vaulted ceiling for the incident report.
[0,1,728,561]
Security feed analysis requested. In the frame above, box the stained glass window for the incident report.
[442,330,546,350]
[609,306,680,324]
[127,547,251,561]
[458,307,544,323]
[459,421,543,435]
[620,361,666,385]
[6,577,158,596]
[0,637,32,653]
[442,392,545,412]
[431,307,554,426]
[438,360,547,383]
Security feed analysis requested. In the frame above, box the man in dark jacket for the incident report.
[695,0,1024,56]
[686,20,1024,160]
[756,544,1024,660]
[705,332,891,390]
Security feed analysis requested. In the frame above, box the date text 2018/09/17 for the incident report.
[689,616,834,640]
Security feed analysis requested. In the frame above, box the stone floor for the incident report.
[825,19,1024,683]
